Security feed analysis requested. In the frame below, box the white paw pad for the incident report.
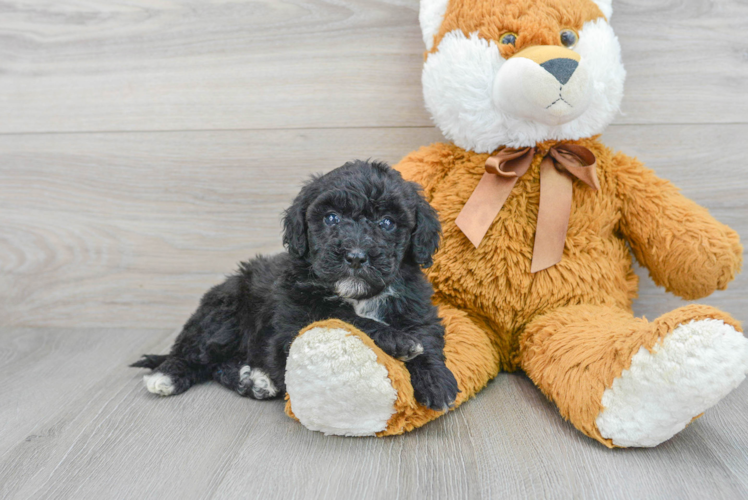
[285,327,398,436]
[144,372,175,396]
[596,319,748,447]
[400,343,424,361]
[239,365,252,382]
[247,368,278,399]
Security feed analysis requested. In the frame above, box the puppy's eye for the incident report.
[378,216,396,232]
[324,213,340,226]
[500,32,517,46]
[560,29,578,49]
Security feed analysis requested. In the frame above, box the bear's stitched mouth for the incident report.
[546,95,573,109]
[546,85,573,109]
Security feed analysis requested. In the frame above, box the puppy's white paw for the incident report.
[143,372,175,396]
[239,365,252,382]
[248,368,278,399]
[596,319,748,447]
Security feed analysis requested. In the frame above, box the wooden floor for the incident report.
[1,1,747,499]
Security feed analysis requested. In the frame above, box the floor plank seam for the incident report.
[0,122,746,138]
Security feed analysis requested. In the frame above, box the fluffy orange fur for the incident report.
[388,138,741,444]
[430,0,604,58]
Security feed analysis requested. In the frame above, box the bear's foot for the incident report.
[285,325,400,436]
[596,319,748,447]
[285,319,460,436]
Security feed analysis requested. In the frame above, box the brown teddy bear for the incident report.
[283,0,747,447]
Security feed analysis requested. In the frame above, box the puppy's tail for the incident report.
[130,354,168,370]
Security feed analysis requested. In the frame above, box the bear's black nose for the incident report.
[540,58,578,85]
[345,250,368,269]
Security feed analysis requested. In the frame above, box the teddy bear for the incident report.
[282,0,748,447]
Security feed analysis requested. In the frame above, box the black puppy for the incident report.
[132,160,459,410]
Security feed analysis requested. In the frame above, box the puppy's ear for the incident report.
[410,185,441,268]
[282,191,309,258]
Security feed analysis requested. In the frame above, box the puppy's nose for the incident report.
[345,250,368,269]
[540,58,579,85]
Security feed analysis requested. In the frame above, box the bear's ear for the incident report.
[419,0,450,51]
[592,0,612,19]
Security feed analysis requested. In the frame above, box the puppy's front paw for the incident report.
[376,335,424,362]
[395,338,424,362]
[409,361,459,412]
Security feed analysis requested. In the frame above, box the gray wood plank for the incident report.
[0,0,746,134]
[461,373,748,500]
[1,327,747,500]
[1,124,745,329]
[0,327,172,457]
[0,329,269,499]
[615,0,748,126]
[0,126,444,328]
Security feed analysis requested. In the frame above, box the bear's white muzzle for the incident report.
[493,45,592,126]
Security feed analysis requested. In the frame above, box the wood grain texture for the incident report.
[0,327,747,500]
[1,125,745,329]
[0,0,746,134]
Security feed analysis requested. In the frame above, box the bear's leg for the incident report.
[519,304,748,447]
[284,304,501,436]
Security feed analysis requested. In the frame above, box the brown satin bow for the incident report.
[455,144,600,273]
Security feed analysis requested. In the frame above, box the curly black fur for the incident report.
[132,160,459,410]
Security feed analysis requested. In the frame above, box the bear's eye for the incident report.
[499,32,517,46]
[324,213,340,226]
[378,216,396,232]
[560,29,578,49]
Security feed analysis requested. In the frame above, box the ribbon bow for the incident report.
[455,144,599,273]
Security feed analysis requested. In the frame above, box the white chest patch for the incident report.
[339,286,395,324]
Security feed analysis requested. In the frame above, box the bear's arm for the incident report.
[394,143,456,202]
[612,151,742,300]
